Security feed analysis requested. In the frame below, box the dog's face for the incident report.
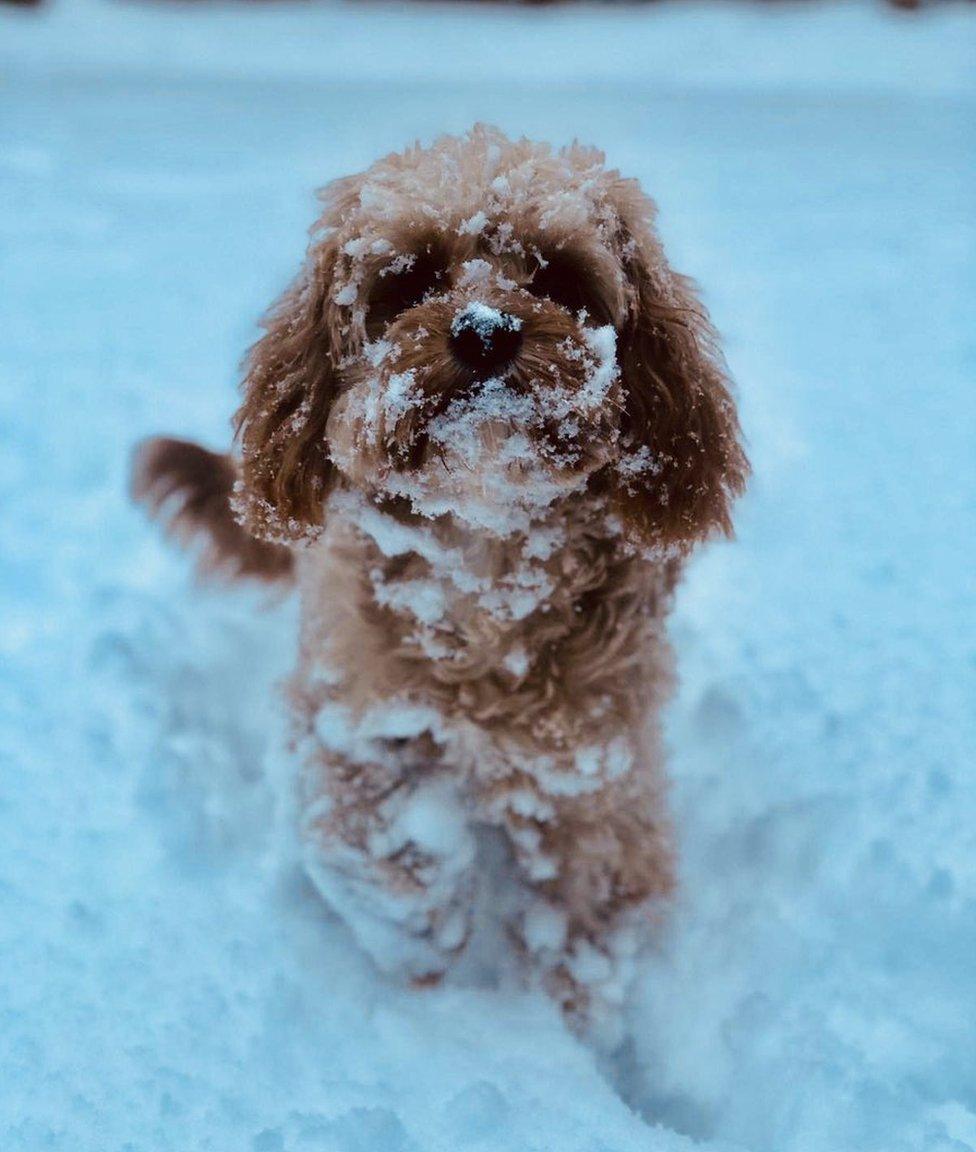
[234,126,747,548]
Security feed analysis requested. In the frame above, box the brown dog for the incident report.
[132,125,747,1038]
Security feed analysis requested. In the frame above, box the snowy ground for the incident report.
[2,2,975,1150]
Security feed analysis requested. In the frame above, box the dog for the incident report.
[132,125,748,1038]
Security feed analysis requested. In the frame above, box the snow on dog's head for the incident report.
[328,293,622,534]
[232,125,748,546]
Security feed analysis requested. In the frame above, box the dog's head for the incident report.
[234,125,747,547]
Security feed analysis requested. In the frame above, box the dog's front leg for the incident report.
[298,739,477,985]
[493,762,674,1042]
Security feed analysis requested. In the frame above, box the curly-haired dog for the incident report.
[132,126,747,1038]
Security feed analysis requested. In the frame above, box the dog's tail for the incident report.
[130,437,294,584]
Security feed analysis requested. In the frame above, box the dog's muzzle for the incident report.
[449,302,523,377]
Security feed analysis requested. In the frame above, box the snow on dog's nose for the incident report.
[449,302,523,376]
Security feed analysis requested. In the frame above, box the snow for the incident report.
[450,299,523,341]
[2,2,975,1151]
[0,1,967,94]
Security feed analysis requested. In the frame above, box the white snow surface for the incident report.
[2,2,975,1151]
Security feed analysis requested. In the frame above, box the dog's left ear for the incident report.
[607,182,749,550]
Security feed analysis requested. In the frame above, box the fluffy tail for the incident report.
[130,437,294,584]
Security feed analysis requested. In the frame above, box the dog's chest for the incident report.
[295,503,674,761]
[303,499,632,685]
[364,525,562,671]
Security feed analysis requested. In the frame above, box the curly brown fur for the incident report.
[132,126,748,1039]
[611,207,749,544]
[131,437,293,583]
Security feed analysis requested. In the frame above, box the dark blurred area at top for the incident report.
[2,0,970,10]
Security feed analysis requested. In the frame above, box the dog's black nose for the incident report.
[450,302,523,375]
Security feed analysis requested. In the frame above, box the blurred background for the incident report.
[1,3,974,1152]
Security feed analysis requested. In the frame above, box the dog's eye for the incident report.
[366,248,446,334]
[528,252,611,325]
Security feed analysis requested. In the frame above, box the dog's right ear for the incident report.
[232,264,338,543]
[233,176,361,543]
